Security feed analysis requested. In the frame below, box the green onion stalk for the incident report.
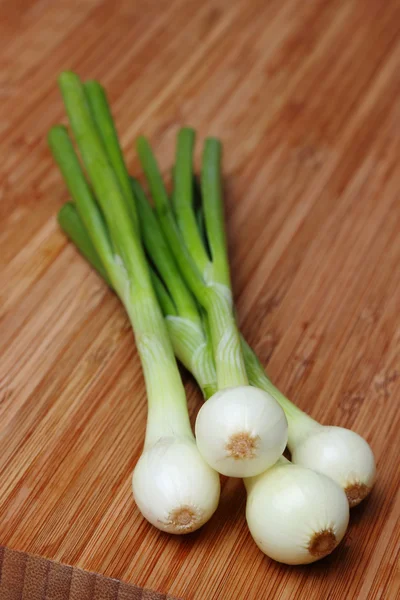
[48,73,220,535]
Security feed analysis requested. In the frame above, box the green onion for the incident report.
[60,200,349,564]
[49,72,220,534]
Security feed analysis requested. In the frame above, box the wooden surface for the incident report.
[0,0,399,598]
[0,546,177,600]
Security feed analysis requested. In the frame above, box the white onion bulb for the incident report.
[290,425,376,507]
[245,460,350,564]
[132,435,220,534]
[195,385,288,477]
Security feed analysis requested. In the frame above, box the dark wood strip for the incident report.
[0,548,178,600]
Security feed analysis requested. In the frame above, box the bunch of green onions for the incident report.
[49,72,376,565]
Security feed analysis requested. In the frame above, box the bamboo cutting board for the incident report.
[1,0,399,598]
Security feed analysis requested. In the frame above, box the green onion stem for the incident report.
[150,269,177,318]
[51,72,192,448]
[48,125,121,290]
[173,128,211,274]
[201,138,230,288]
[57,72,141,280]
[137,132,248,389]
[131,177,201,326]
[136,136,207,305]
[83,80,138,232]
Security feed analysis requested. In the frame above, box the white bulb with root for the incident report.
[195,385,288,478]
[289,422,376,507]
[132,435,220,534]
[245,458,350,565]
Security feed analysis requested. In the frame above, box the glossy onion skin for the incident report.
[195,386,288,478]
[132,436,220,534]
[246,462,350,565]
[290,426,376,507]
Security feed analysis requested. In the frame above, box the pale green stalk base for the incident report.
[166,315,217,398]
[204,285,248,389]
[125,292,193,449]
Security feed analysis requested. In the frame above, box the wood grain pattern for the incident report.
[0,546,178,600]
[0,0,399,598]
